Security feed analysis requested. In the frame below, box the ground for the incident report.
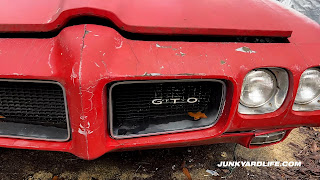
[0,127,319,180]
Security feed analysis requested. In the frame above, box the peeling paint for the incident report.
[80,115,87,120]
[83,85,95,112]
[142,72,161,76]
[78,127,93,135]
[160,66,164,70]
[176,52,186,56]
[94,62,100,67]
[235,46,256,53]
[155,43,172,49]
[101,60,108,69]
[70,64,78,85]
[115,37,123,49]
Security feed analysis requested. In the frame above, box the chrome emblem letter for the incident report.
[187,97,198,103]
[170,98,180,104]
[152,99,162,105]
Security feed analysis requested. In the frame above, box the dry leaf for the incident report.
[311,141,319,153]
[188,112,207,120]
[52,176,59,180]
[313,127,320,132]
[183,167,192,180]
[221,152,227,158]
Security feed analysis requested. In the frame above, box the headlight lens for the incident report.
[295,68,320,105]
[240,70,277,107]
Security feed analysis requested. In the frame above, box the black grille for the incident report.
[110,80,225,138]
[0,80,67,128]
[0,80,68,140]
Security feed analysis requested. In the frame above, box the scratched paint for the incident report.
[47,7,61,23]
[48,44,54,74]
[114,37,123,49]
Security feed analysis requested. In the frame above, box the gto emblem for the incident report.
[152,98,198,105]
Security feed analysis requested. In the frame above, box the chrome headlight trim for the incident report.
[293,68,320,111]
[238,68,289,115]
[240,69,277,108]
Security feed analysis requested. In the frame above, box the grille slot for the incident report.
[109,80,225,138]
[0,80,69,141]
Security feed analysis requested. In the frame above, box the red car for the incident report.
[0,0,319,160]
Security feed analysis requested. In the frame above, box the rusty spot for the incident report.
[0,115,5,118]
[188,112,207,120]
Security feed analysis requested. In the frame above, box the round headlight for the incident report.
[295,68,320,105]
[240,69,277,107]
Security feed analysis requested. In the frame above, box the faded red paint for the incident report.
[0,0,319,160]
[0,0,293,37]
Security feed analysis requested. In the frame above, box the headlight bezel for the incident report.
[238,68,289,115]
[293,67,320,111]
[239,69,278,108]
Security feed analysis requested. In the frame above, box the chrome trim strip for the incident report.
[250,131,286,145]
[0,79,70,142]
[109,79,226,139]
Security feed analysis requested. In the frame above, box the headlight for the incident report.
[240,70,277,107]
[239,68,289,114]
[293,68,320,111]
[294,68,320,104]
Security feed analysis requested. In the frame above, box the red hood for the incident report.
[0,0,293,37]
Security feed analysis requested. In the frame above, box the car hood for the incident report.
[0,0,293,37]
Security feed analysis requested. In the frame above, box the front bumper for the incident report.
[0,24,319,160]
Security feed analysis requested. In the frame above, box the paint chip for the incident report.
[235,46,256,54]
[176,52,186,56]
[155,43,172,49]
[143,72,161,76]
